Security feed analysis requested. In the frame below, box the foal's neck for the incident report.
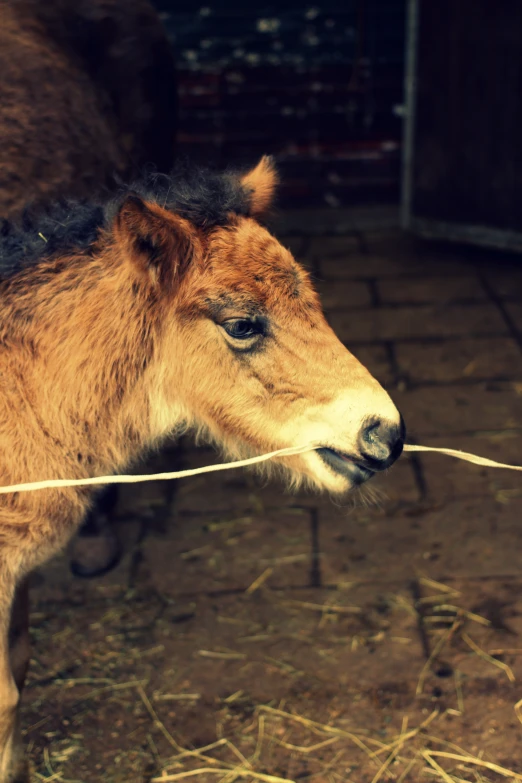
[1,247,168,468]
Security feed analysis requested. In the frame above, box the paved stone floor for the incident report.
[24,219,522,782]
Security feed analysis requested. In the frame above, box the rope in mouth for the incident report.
[0,442,519,495]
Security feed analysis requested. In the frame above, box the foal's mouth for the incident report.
[317,447,376,485]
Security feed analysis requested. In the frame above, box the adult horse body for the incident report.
[0,0,177,217]
[0,158,404,780]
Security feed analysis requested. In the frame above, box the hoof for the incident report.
[2,752,29,783]
[11,760,29,783]
[70,526,122,579]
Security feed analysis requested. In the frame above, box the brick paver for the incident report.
[503,300,522,333]
[378,275,486,304]
[394,337,522,382]
[484,267,522,298]
[329,302,508,342]
[393,382,522,436]
[316,278,373,309]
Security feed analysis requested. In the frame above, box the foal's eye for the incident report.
[222,318,261,340]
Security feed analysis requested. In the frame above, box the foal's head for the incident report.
[113,158,404,493]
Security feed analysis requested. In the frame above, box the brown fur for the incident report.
[0,161,401,779]
[0,1,178,777]
[0,0,177,217]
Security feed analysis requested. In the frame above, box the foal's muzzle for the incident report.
[358,414,406,471]
[317,414,405,486]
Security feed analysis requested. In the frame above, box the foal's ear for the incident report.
[114,195,197,290]
[241,156,279,217]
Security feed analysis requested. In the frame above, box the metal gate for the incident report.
[402,0,522,252]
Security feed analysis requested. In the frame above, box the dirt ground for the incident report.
[22,215,522,782]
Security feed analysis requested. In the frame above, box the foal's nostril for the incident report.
[359,415,405,470]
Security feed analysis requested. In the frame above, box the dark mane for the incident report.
[0,164,252,280]
[0,201,106,280]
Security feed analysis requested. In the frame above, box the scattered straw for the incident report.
[152,771,294,783]
[424,751,522,781]
[370,740,401,783]
[256,705,385,767]
[412,574,516,705]
[489,648,522,655]
[454,670,464,714]
[418,577,460,596]
[462,632,516,682]
[136,681,184,754]
[153,693,201,702]
[422,752,456,783]
[245,568,273,595]
[252,714,265,764]
[81,678,148,701]
[280,599,362,615]
[41,671,522,783]
[396,756,419,783]
[223,690,244,704]
[152,770,248,781]
[198,650,246,660]
[430,606,491,627]
[266,736,340,755]
[374,710,439,756]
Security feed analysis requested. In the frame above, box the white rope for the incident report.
[0,444,315,495]
[403,443,522,471]
[0,442,520,495]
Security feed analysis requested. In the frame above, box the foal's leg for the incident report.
[9,579,30,695]
[70,485,121,578]
[0,571,28,783]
